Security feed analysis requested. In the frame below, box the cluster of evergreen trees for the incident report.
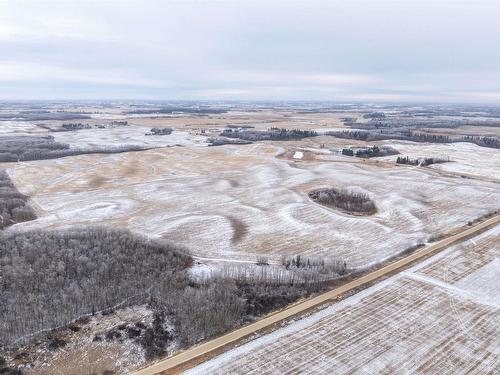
[396,156,419,165]
[355,146,381,158]
[396,156,448,166]
[354,146,399,158]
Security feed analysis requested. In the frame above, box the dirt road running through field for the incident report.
[135,213,500,375]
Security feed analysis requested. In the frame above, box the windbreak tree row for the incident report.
[0,136,151,163]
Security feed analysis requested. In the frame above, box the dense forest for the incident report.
[0,227,192,348]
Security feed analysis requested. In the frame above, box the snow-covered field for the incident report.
[377,140,500,181]
[2,107,500,374]
[50,125,208,149]
[7,139,500,269]
[185,226,500,375]
[0,120,46,136]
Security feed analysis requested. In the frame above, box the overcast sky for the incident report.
[1,0,499,102]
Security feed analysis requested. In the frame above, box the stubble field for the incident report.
[2,104,500,375]
[7,134,500,268]
[185,226,500,375]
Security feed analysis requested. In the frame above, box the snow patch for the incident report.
[456,258,500,305]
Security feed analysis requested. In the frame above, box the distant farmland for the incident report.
[9,142,500,269]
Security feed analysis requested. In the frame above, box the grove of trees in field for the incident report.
[354,146,399,158]
[396,156,449,166]
[309,188,376,215]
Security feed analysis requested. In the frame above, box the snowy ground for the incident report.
[2,114,500,270]
[185,226,500,375]
[50,125,208,149]
[2,107,500,374]
[10,305,178,375]
[0,121,46,136]
[376,140,500,181]
[7,139,500,269]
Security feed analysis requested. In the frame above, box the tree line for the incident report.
[0,171,36,230]
[327,130,499,149]
[0,135,151,163]
[221,127,318,141]
[61,123,92,131]
[146,128,173,136]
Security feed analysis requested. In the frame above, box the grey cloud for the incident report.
[1,0,499,102]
